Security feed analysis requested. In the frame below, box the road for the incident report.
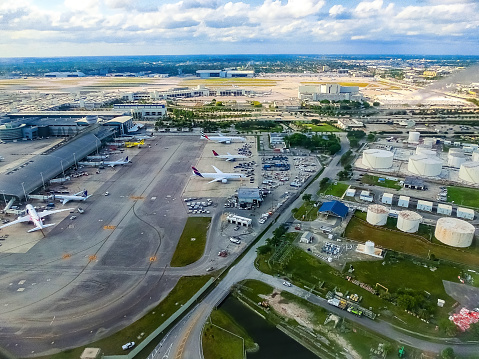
[150,134,479,359]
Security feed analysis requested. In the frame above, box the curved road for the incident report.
[150,134,479,359]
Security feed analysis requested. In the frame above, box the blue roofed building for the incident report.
[318,200,349,219]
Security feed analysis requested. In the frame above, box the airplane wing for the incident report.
[226,157,234,162]
[0,215,31,230]
[61,198,70,205]
[217,139,228,143]
[208,177,226,183]
[212,165,223,173]
[37,207,74,218]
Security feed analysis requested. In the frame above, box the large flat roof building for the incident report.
[196,69,254,78]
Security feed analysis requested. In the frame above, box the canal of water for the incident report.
[220,296,319,358]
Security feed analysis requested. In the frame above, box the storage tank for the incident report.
[362,149,394,169]
[416,145,436,156]
[365,241,375,255]
[448,153,467,168]
[397,210,422,233]
[408,154,442,176]
[408,131,420,143]
[435,218,475,248]
[459,162,479,184]
[423,138,435,147]
[366,204,389,226]
[449,148,463,156]
[472,150,479,162]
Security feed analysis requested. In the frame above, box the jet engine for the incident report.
[222,179,228,183]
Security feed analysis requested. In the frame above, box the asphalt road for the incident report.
[150,134,479,359]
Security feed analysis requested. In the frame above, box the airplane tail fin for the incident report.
[201,131,209,140]
[83,190,88,197]
[191,167,203,177]
[212,150,219,157]
[28,223,55,233]
[125,157,129,162]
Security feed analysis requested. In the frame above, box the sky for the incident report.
[1,0,478,57]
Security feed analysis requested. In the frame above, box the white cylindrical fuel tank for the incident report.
[448,153,467,168]
[459,162,479,184]
[366,204,389,226]
[365,241,375,255]
[435,217,475,248]
[408,154,442,176]
[397,211,422,233]
[449,148,463,155]
[423,138,435,147]
[408,131,420,143]
[472,150,479,162]
[416,145,436,156]
[362,149,394,169]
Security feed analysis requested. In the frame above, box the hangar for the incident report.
[318,200,348,219]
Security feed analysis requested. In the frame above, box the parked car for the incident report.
[282,281,292,287]
[122,342,135,350]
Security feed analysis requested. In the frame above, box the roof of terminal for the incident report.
[0,133,101,199]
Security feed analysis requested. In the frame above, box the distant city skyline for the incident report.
[1,0,478,57]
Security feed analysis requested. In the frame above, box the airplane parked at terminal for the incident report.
[191,166,245,183]
[212,150,248,162]
[133,133,154,140]
[0,204,73,234]
[201,131,245,144]
[125,140,144,148]
[49,190,91,205]
[103,157,130,167]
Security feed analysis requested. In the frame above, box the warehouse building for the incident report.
[102,116,136,135]
[298,84,362,101]
[196,69,254,78]
[381,193,393,205]
[236,187,263,209]
[226,214,252,227]
[403,177,427,190]
[437,204,452,216]
[457,207,475,220]
[398,196,410,208]
[416,200,433,212]
[318,200,348,219]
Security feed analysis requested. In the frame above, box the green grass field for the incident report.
[321,182,349,197]
[293,201,318,221]
[345,214,479,267]
[39,276,211,358]
[300,81,370,87]
[360,174,401,190]
[302,123,341,132]
[170,217,211,267]
[203,309,256,359]
[447,186,479,208]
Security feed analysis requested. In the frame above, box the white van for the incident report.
[229,237,241,244]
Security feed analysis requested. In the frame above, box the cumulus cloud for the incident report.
[1,0,479,56]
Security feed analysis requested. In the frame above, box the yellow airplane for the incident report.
[125,139,145,148]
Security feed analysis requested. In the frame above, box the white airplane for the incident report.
[134,133,154,140]
[212,150,248,162]
[191,166,246,183]
[50,190,91,205]
[0,204,73,234]
[201,131,245,144]
[103,157,130,168]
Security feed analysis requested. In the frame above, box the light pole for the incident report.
[61,160,65,179]
[1,190,6,207]
[40,172,45,191]
[73,153,77,170]
[21,182,27,203]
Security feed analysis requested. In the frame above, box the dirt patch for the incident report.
[260,290,361,359]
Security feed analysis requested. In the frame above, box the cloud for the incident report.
[1,0,479,56]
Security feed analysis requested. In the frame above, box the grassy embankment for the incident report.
[203,309,256,359]
[360,174,402,190]
[170,217,211,267]
[38,276,212,359]
[301,123,341,132]
[293,201,318,221]
[447,186,479,208]
[320,181,349,197]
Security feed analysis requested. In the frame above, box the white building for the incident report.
[298,84,362,101]
[381,193,393,205]
[416,200,433,212]
[196,69,254,78]
[226,214,252,227]
[398,195,410,208]
[270,133,287,145]
[336,118,364,130]
[437,203,452,216]
[360,190,373,202]
[457,207,475,220]
[299,231,314,244]
[113,103,167,120]
[345,188,356,197]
